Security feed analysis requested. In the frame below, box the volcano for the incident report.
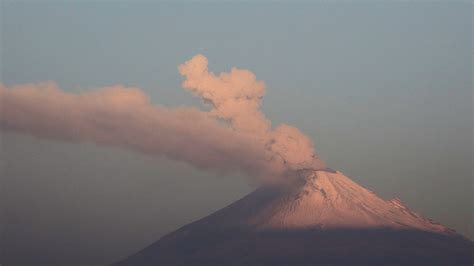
[116,170,472,265]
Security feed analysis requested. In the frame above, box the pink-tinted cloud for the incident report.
[0,55,325,181]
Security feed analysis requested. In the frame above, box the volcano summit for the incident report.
[116,170,472,265]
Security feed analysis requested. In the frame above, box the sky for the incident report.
[0,1,472,264]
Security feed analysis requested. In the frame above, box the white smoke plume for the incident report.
[0,55,325,181]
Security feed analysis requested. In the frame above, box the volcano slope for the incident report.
[116,170,472,265]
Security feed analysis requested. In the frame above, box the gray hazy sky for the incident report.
[0,1,472,264]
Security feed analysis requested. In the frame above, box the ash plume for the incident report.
[0,54,325,181]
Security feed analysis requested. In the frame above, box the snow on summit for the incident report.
[200,169,455,236]
[245,170,453,234]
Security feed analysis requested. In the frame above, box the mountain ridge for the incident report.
[116,169,472,265]
[182,169,455,235]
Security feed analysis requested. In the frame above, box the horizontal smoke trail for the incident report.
[0,55,325,181]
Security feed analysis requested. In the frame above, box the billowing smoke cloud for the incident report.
[0,55,325,181]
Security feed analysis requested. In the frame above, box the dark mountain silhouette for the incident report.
[116,170,472,265]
